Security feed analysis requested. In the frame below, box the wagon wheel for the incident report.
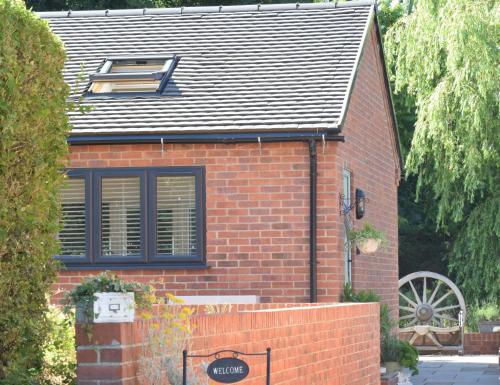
[398,272,466,348]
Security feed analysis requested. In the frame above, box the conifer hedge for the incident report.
[0,0,69,378]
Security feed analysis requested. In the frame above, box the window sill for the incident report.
[59,263,211,272]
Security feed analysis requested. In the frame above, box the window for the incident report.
[59,177,87,260]
[101,177,142,257]
[88,56,178,95]
[57,167,205,269]
[156,176,196,256]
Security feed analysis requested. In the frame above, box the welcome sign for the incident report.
[182,348,271,385]
[207,357,250,383]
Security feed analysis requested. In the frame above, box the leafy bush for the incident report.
[139,294,204,385]
[381,336,419,375]
[0,306,76,385]
[399,340,419,375]
[63,271,156,338]
[342,283,395,339]
[38,307,76,385]
[0,0,69,378]
[381,335,400,362]
[342,283,381,302]
[467,303,500,332]
[379,302,393,339]
[473,304,500,321]
[63,271,155,317]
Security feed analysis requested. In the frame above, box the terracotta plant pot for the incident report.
[383,361,401,375]
[357,238,381,254]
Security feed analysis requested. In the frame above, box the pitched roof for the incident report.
[40,1,375,136]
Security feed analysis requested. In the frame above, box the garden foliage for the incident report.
[0,307,76,385]
[63,271,155,323]
[381,336,419,375]
[0,0,70,378]
[385,0,500,305]
[139,294,200,385]
[342,283,394,340]
[376,0,451,283]
[466,303,500,332]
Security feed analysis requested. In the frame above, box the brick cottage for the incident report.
[41,0,402,313]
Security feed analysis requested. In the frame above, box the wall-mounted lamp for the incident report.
[355,188,366,219]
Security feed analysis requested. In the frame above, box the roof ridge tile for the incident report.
[37,1,374,19]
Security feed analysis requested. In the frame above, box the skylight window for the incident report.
[88,56,178,95]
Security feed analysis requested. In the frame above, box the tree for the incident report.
[385,0,499,305]
[377,0,450,280]
[0,0,70,379]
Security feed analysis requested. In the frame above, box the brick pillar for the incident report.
[76,322,141,385]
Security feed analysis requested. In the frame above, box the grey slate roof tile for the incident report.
[40,1,374,135]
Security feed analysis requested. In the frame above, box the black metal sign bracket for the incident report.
[182,348,271,385]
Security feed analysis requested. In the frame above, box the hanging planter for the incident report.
[357,238,382,254]
[348,223,387,254]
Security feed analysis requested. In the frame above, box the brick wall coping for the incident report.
[246,302,374,313]
[132,302,375,319]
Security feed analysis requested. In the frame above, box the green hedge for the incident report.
[0,0,69,379]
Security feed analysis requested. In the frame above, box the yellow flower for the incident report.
[141,311,153,320]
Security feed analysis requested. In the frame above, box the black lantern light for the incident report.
[355,188,366,219]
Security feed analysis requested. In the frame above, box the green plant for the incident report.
[342,283,395,341]
[345,281,418,374]
[398,340,419,375]
[348,223,387,254]
[385,0,500,306]
[474,304,500,321]
[381,335,400,363]
[342,282,381,302]
[0,0,70,378]
[348,223,387,244]
[0,306,76,385]
[139,294,205,385]
[379,303,393,339]
[467,303,500,332]
[63,271,155,336]
[381,337,419,375]
[38,307,76,385]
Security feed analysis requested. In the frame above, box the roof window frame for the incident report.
[86,55,179,97]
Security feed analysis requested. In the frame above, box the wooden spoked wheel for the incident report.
[398,271,466,351]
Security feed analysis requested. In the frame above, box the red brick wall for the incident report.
[58,141,327,304]
[54,24,399,309]
[336,25,401,316]
[464,332,500,354]
[76,302,380,385]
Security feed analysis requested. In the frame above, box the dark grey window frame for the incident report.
[56,167,206,270]
[93,169,147,264]
[58,169,92,264]
[148,169,205,264]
